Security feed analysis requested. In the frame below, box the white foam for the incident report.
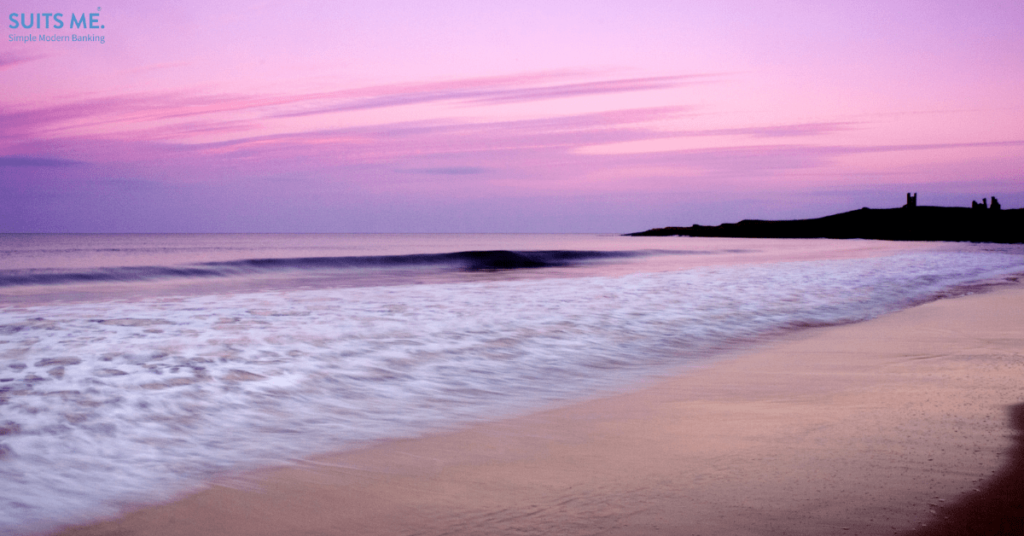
[0,250,1021,534]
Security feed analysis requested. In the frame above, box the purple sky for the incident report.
[2,1,1022,232]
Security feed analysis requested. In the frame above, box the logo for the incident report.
[7,7,106,44]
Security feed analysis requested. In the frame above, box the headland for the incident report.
[629,194,1023,243]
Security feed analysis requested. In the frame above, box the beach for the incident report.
[6,0,1022,532]
[50,281,1024,536]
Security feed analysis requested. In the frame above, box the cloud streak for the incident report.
[0,72,713,145]
[399,167,490,175]
[6,97,1020,185]
[0,52,45,70]
[0,156,83,167]
[272,73,717,117]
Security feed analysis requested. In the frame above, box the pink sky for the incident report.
[2,1,1022,232]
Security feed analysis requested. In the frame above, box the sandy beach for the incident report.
[52,282,1024,536]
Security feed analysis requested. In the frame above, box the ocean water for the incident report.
[0,234,1022,535]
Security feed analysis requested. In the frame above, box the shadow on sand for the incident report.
[904,403,1024,536]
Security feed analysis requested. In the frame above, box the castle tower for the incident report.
[905,192,917,208]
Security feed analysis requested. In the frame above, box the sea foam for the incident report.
[0,250,1021,534]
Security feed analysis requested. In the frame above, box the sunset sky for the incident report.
[2,1,1022,233]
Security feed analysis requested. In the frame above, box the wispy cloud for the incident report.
[835,140,1024,153]
[0,156,83,167]
[167,106,691,165]
[706,122,859,138]
[272,73,717,118]
[0,93,246,140]
[399,167,490,175]
[0,52,45,70]
[471,75,715,104]
[0,72,711,144]
[4,65,1020,198]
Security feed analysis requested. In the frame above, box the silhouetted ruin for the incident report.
[629,195,1023,244]
[973,196,1003,211]
[904,192,917,208]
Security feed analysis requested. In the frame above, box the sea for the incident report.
[1,233,1022,535]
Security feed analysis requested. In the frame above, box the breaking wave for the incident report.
[0,249,646,287]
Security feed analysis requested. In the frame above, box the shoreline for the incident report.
[53,283,1024,536]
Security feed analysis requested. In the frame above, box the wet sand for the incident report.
[54,283,1024,536]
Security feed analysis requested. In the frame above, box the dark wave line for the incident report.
[0,250,646,287]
